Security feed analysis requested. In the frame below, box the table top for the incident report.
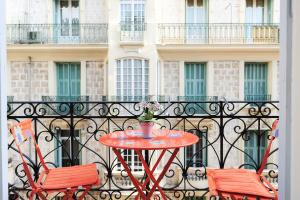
[99,129,199,150]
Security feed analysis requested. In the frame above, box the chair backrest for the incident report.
[10,119,49,188]
[257,119,279,175]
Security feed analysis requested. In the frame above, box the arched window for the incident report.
[116,58,149,101]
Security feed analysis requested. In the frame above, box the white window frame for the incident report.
[245,0,272,23]
[185,0,208,23]
[120,0,145,26]
[120,0,146,41]
[56,0,80,40]
[116,58,149,101]
[118,149,143,172]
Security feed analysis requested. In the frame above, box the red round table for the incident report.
[99,129,199,200]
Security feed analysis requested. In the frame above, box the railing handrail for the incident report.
[158,23,280,45]
[158,23,279,25]
[8,100,279,104]
[6,23,108,44]
[6,23,108,26]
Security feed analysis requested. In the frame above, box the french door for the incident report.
[185,0,208,43]
[245,0,273,42]
[56,0,80,42]
[120,0,145,40]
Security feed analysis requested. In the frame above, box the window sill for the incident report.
[120,40,144,47]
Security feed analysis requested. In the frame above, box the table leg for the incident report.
[135,150,167,200]
[147,148,180,198]
[112,148,147,199]
[135,149,166,199]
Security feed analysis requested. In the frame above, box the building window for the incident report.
[244,131,268,169]
[55,129,81,167]
[56,62,81,99]
[55,0,80,38]
[116,58,149,101]
[118,150,143,172]
[185,130,207,167]
[186,0,208,23]
[184,63,207,114]
[244,62,269,101]
[185,0,208,43]
[120,0,145,31]
[245,0,273,23]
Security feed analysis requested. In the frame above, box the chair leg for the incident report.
[62,194,68,200]
[78,186,91,200]
[62,189,75,200]
[36,191,48,200]
[29,191,47,200]
[29,192,35,200]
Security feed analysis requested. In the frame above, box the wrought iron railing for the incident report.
[7,100,279,199]
[41,96,90,115]
[6,24,108,44]
[158,23,280,45]
[120,22,146,42]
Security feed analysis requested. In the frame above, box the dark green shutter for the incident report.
[185,131,207,167]
[244,132,256,169]
[267,0,273,23]
[244,63,268,101]
[185,63,206,98]
[184,63,207,114]
[244,131,268,169]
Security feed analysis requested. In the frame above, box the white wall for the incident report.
[6,0,108,24]
[84,0,108,23]
[158,0,185,23]
[6,0,48,24]
[290,0,300,198]
[5,0,280,24]
[0,0,8,198]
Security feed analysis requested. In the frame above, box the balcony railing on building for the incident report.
[245,94,272,101]
[120,22,146,43]
[6,24,108,44]
[7,98,278,199]
[158,23,279,45]
[41,96,89,115]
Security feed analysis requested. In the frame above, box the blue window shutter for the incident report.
[69,63,81,97]
[185,63,206,98]
[185,131,207,167]
[56,63,81,98]
[267,0,273,23]
[185,63,206,114]
[244,131,257,169]
[244,131,268,169]
[244,63,268,101]
[57,63,70,96]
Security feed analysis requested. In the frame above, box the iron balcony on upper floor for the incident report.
[120,22,146,43]
[158,23,280,45]
[6,23,279,45]
[6,24,108,45]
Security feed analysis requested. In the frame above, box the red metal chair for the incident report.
[207,120,279,200]
[10,119,100,200]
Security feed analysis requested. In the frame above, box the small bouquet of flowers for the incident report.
[137,101,163,138]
